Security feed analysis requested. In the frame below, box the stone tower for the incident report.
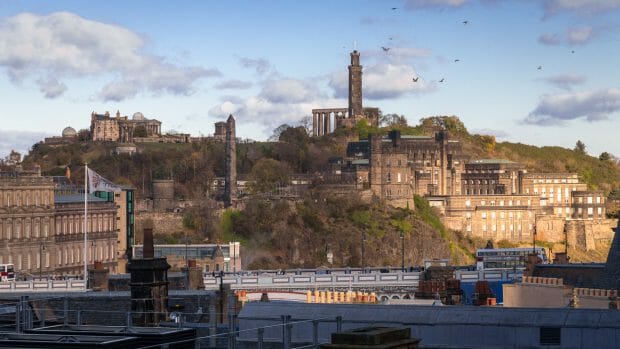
[348,50,363,118]
[224,114,237,207]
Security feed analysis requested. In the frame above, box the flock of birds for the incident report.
[376,7,572,85]
[379,10,472,84]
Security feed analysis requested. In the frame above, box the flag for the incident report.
[87,168,122,193]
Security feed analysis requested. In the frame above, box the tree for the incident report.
[247,158,291,193]
[133,126,147,138]
[574,140,586,154]
[380,113,408,128]
[599,152,612,161]
[268,124,291,142]
[298,115,313,135]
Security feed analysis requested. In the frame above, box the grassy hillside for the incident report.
[21,116,620,267]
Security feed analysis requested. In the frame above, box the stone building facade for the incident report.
[0,169,122,277]
[432,194,543,242]
[90,111,162,143]
[312,51,380,136]
[461,159,525,195]
[345,130,467,207]
[0,169,55,276]
[54,194,118,275]
[571,191,606,219]
[132,243,240,273]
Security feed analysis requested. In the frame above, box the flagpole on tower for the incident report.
[83,163,88,290]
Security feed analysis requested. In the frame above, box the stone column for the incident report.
[318,113,323,136]
[324,113,329,135]
[312,112,318,136]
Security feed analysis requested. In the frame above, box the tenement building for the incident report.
[312,50,380,136]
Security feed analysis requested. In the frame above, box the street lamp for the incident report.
[399,230,405,272]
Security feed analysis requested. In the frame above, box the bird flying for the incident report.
[439,78,445,82]
[454,59,460,62]
[391,7,397,10]
[462,20,468,25]
[412,77,419,82]
[381,46,390,52]
[537,66,542,70]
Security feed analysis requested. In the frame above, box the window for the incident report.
[539,327,561,345]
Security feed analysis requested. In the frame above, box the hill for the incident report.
[21,116,620,268]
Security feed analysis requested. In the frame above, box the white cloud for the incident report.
[215,79,253,90]
[0,12,219,101]
[0,129,50,158]
[567,27,594,44]
[329,63,435,100]
[259,79,323,104]
[538,26,595,46]
[404,0,468,9]
[525,88,620,125]
[543,74,587,90]
[543,0,620,16]
[209,77,341,136]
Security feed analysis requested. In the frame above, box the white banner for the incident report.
[87,168,122,193]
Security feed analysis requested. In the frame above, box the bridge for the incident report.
[0,268,522,295]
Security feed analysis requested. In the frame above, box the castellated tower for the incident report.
[348,50,363,118]
[224,114,237,208]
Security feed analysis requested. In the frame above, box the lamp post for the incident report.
[400,230,405,272]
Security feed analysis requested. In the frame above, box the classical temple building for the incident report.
[312,50,379,136]
[90,111,162,143]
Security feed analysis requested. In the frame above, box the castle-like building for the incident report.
[312,51,380,136]
[90,111,162,143]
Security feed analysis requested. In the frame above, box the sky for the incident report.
[0,0,619,159]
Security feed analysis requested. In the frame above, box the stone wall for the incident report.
[135,212,187,242]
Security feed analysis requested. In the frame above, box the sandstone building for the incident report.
[344,130,467,207]
[312,50,379,136]
[0,169,121,276]
[90,111,162,142]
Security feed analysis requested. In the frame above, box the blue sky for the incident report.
[1,0,619,159]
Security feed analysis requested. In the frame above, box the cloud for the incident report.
[538,26,595,46]
[542,74,587,90]
[0,129,50,158]
[543,0,620,16]
[259,79,323,104]
[208,77,339,136]
[404,0,468,9]
[525,88,620,125]
[238,57,271,75]
[329,63,435,100]
[214,79,253,90]
[0,12,219,101]
[36,77,67,98]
